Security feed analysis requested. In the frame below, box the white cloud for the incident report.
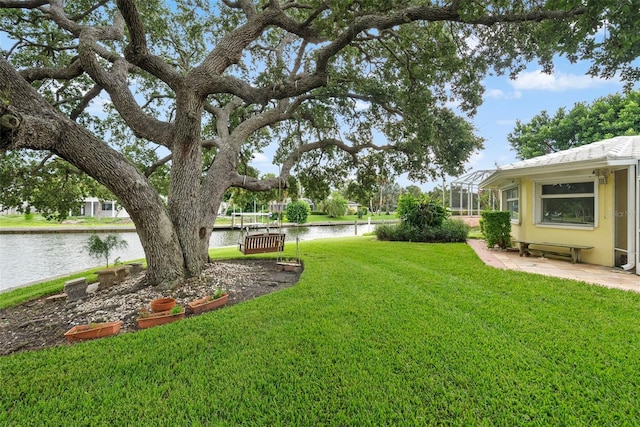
[85,95,113,114]
[466,150,484,169]
[485,88,522,100]
[250,152,268,163]
[510,70,618,92]
[354,99,369,111]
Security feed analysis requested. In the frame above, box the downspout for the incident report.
[622,163,637,272]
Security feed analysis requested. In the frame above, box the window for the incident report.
[539,181,595,226]
[101,203,113,211]
[504,186,519,222]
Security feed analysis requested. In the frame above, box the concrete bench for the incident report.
[513,240,593,264]
[239,233,285,255]
[64,277,88,301]
[96,265,132,290]
[127,262,143,275]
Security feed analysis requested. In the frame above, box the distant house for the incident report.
[347,201,360,212]
[0,205,22,215]
[0,198,129,218]
[480,136,639,275]
[80,198,129,218]
[269,198,315,213]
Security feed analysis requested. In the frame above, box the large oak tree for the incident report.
[1,1,639,289]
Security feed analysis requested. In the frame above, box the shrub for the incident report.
[323,195,348,218]
[286,200,310,224]
[271,211,283,221]
[374,224,397,241]
[481,210,511,249]
[432,219,470,243]
[375,219,469,243]
[397,194,448,229]
[357,207,367,219]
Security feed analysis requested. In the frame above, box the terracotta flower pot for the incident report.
[64,321,123,342]
[187,293,229,314]
[150,297,176,313]
[137,308,184,329]
[277,260,302,272]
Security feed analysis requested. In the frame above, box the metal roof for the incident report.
[450,169,496,186]
[481,135,640,187]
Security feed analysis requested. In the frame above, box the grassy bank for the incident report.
[0,212,397,228]
[1,237,639,425]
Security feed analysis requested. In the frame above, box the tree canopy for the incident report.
[508,90,640,159]
[1,1,640,288]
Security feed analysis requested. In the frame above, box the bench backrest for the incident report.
[241,233,285,254]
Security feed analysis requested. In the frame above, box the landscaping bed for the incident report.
[0,259,301,355]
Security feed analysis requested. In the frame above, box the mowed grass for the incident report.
[1,237,639,425]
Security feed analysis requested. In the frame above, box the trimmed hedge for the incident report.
[480,210,511,249]
[375,219,469,243]
[285,200,310,224]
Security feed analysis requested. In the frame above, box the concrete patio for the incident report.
[467,238,640,293]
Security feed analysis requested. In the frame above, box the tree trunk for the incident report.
[0,58,186,289]
[168,92,206,278]
[54,123,186,290]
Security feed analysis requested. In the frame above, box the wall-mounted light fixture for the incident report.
[594,169,610,185]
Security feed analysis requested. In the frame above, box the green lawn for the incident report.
[1,238,639,425]
[0,214,134,228]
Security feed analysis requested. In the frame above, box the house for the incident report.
[268,198,315,213]
[0,198,129,218]
[480,136,639,275]
[80,197,129,218]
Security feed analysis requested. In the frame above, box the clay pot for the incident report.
[137,308,184,329]
[277,260,302,272]
[64,321,123,342]
[150,297,176,313]
[187,293,229,314]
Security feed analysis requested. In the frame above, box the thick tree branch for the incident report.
[69,84,102,121]
[205,96,243,139]
[19,57,84,82]
[279,137,394,175]
[78,29,173,146]
[229,171,288,192]
[192,10,275,80]
[144,153,172,177]
[115,0,181,86]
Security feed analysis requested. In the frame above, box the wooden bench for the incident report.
[239,233,285,255]
[513,240,593,264]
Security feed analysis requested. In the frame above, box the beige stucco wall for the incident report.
[507,170,615,267]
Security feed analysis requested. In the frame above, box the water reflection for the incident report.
[0,224,369,291]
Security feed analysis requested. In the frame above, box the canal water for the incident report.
[0,224,372,292]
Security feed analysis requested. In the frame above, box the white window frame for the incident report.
[533,176,598,229]
[502,186,520,224]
